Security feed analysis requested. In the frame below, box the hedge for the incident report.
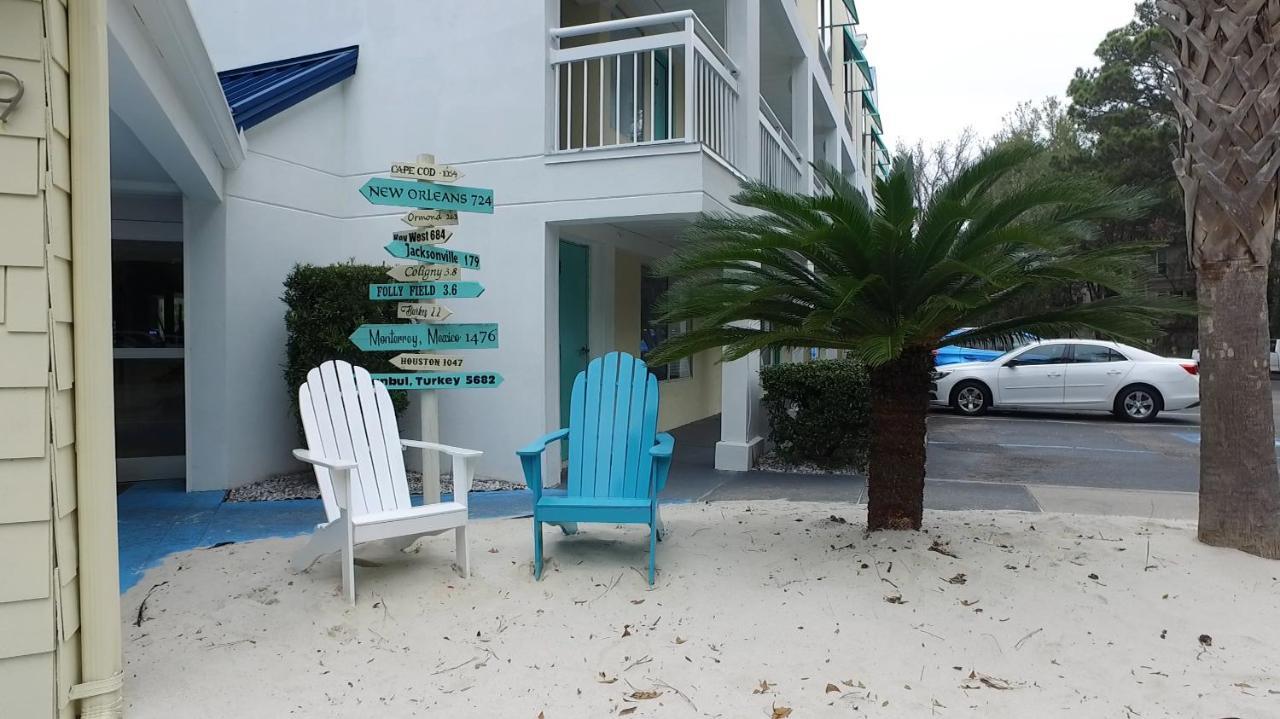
[282,262,409,435]
[759,359,870,471]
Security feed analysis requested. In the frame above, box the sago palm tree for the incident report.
[648,140,1187,531]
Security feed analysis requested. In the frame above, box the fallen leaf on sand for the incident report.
[674,636,686,644]
[630,599,645,605]
[772,706,793,718]
[947,573,967,585]
[629,690,662,700]
[929,540,958,558]
[825,683,841,694]
[1088,573,1099,580]
[963,671,1017,690]
[1198,634,1213,647]
[619,708,637,716]
[621,625,632,638]
[884,593,907,604]
[753,680,775,694]
[537,713,545,719]
[597,672,617,684]
[960,599,979,607]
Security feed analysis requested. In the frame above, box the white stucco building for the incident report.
[106,0,888,491]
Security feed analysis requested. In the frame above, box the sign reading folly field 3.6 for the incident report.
[353,155,501,390]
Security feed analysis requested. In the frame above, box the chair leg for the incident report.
[340,514,356,605]
[454,526,470,578]
[648,521,657,586]
[655,504,665,542]
[533,519,544,580]
[292,522,342,572]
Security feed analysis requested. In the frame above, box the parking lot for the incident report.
[926,383,1280,493]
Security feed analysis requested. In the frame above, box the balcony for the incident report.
[758,97,804,194]
[550,11,739,168]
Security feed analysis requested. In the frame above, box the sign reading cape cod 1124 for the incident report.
[352,154,502,390]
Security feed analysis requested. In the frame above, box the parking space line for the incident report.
[928,440,1157,454]
[929,415,1198,429]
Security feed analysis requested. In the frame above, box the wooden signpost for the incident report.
[386,264,460,282]
[359,177,493,214]
[388,353,465,370]
[355,152,498,504]
[402,209,458,227]
[396,302,453,322]
[370,372,503,390]
[385,241,481,269]
[393,227,454,244]
[368,281,484,300]
[348,323,499,351]
[390,160,464,183]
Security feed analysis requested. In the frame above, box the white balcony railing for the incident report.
[758,97,804,194]
[550,11,739,167]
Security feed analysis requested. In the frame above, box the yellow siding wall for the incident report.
[613,250,720,432]
[0,1,79,717]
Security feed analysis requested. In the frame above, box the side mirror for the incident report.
[1004,359,1021,368]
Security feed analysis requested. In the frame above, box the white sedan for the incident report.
[930,339,1200,422]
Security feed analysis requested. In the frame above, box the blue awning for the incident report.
[862,91,882,131]
[842,29,873,89]
[842,0,860,24]
[218,46,359,131]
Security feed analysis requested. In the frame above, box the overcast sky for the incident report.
[856,0,1139,150]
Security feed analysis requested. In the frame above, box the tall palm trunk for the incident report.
[866,348,931,530]
[1162,0,1280,558]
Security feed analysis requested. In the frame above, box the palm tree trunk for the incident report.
[866,348,931,531]
[1162,0,1280,558]
[1197,262,1280,556]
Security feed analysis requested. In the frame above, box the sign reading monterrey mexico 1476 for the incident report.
[349,323,499,352]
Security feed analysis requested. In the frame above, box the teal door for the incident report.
[558,241,590,451]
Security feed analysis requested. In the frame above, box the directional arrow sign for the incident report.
[350,323,499,351]
[385,241,480,270]
[401,209,458,227]
[393,227,453,244]
[397,302,454,322]
[371,372,503,390]
[388,353,466,371]
[369,282,484,300]
[386,264,460,282]
[390,161,464,183]
[359,177,493,214]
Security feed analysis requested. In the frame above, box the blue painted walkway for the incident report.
[117,480,541,593]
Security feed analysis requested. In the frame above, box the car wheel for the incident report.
[951,381,991,416]
[1114,384,1162,422]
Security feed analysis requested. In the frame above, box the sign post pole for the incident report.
[415,153,441,504]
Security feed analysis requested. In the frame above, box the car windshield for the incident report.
[943,330,1038,353]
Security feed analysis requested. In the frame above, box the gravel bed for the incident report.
[225,471,524,502]
[755,451,861,476]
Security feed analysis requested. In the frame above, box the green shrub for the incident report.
[760,359,870,471]
[282,262,409,433]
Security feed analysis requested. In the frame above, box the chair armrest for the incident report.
[517,428,569,457]
[649,433,675,493]
[401,439,483,459]
[292,449,358,471]
[515,429,568,499]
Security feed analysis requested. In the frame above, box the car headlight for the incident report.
[930,370,950,381]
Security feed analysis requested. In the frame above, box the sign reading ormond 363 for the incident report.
[359,177,493,214]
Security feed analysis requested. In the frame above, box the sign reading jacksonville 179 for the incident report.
[359,177,493,214]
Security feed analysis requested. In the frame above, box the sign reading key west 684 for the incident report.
[359,177,493,214]
[349,323,499,351]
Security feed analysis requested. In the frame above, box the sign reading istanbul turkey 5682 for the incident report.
[359,177,493,214]
[372,372,503,390]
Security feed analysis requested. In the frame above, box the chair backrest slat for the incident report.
[299,360,412,523]
[567,352,659,499]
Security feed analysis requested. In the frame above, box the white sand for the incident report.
[122,502,1280,718]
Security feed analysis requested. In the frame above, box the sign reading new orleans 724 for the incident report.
[359,177,493,214]
[349,323,499,351]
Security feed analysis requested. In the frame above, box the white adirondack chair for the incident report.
[291,360,481,603]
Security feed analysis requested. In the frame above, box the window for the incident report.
[640,268,691,380]
[1010,344,1067,365]
[819,0,833,56]
[1071,344,1127,363]
[1155,247,1168,275]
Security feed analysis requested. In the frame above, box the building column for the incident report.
[717,0,766,471]
[791,57,814,192]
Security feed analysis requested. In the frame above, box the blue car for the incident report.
[933,328,1037,366]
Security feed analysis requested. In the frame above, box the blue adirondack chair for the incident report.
[517,352,675,585]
